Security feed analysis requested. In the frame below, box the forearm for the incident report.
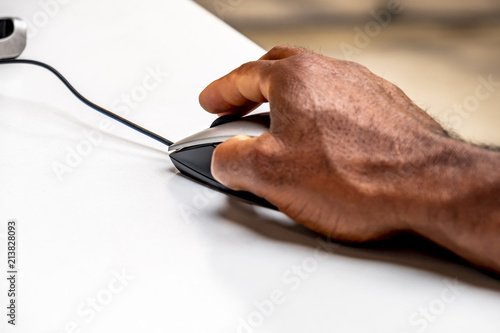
[410,138,500,273]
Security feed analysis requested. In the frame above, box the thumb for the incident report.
[211,134,274,194]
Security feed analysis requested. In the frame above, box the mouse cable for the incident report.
[0,58,174,147]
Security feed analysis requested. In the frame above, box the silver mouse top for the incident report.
[168,112,270,152]
[0,18,27,60]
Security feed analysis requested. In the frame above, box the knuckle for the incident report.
[268,45,292,54]
[344,59,368,71]
[235,60,259,74]
[267,45,308,57]
[266,53,317,83]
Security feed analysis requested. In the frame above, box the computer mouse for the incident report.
[168,112,276,209]
[0,17,27,60]
[0,17,274,208]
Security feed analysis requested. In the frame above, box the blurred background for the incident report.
[193,0,500,145]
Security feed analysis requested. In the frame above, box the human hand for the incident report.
[199,46,500,272]
[199,45,446,240]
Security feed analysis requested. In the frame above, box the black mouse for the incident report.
[168,112,276,209]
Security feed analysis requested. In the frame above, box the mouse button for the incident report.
[210,114,242,128]
[253,115,270,128]
[169,144,216,181]
[0,19,14,39]
[210,112,271,128]
[249,112,271,124]
[168,129,231,152]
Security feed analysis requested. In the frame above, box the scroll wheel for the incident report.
[0,19,14,39]
[210,114,242,128]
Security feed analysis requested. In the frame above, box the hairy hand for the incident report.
[199,46,500,274]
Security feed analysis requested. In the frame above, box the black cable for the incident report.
[0,59,174,147]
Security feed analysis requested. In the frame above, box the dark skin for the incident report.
[199,46,500,273]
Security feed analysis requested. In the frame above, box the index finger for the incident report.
[199,60,273,116]
[199,45,312,116]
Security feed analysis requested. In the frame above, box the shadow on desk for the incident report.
[167,168,500,293]
[216,196,500,289]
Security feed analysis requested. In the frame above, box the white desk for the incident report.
[1,1,499,332]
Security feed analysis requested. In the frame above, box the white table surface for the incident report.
[0,1,499,332]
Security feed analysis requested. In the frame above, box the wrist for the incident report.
[408,136,500,271]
